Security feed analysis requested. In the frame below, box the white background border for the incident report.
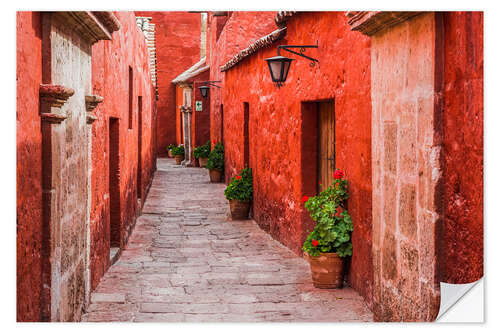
[3,0,495,330]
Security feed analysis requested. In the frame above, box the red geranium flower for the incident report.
[335,207,343,217]
[235,175,241,180]
[212,140,217,144]
[301,195,309,203]
[334,169,344,179]
[318,181,322,185]
[312,239,319,247]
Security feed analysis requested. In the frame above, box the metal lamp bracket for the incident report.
[199,81,222,88]
[277,41,319,67]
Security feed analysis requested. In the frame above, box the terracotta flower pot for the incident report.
[308,252,344,289]
[167,150,173,158]
[199,157,208,168]
[174,154,184,165]
[209,169,222,182]
[229,200,250,220]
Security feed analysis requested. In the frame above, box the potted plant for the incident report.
[302,169,353,289]
[206,142,224,182]
[193,141,211,168]
[171,145,185,165]
[224,168,253,220]
[167,144,175,158]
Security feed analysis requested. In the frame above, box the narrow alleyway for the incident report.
[82,158,373,322]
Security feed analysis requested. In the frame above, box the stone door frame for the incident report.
[39,11,119,321]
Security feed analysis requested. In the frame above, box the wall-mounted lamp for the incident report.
[198,81,221,98]
[265,42,319,88]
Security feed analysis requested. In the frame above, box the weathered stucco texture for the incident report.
[91,12,156,291]
[44,14,92,322]
[207,11,278,145]
[219,12,373,308]
[18,11,115,322]
[135,12,201,155]
[440,11,483,284]
[16,11,156,321]
[370,13,441,321]
[16,11,43,322]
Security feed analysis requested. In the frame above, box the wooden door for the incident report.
[109,117,121,248]
[317,101,335,193]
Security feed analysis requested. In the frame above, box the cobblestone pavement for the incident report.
[82,158,373,322]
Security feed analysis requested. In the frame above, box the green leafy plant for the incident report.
[206,142,224,171]
[193,141,211,159]
[167,144,176,152]
[224,168,253,202]
[171,145,185,156]
[302,170,353,258]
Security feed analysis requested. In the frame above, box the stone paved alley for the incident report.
[82,158,373,322]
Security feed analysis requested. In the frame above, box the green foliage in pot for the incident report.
[224,168,253,202]
[302,170,353,258]
[171,145,185,156]
[206,142,224,171]
[167,144,175,152]
[193,141,211,159]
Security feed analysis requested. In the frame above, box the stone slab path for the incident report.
[82,158,373,322]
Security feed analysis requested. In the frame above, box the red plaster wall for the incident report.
[16,11,43,322]
[135,12,201,155]
[440,12,483,283]
[219,12,373,307]
[208,11,278,145]
[90,12,156,291]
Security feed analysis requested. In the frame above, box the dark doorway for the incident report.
[137,96,143,204]
[300,99,335,251]
[109,117,121,251]
[128,66,133,129]
[317,101,335,193]
[243,102,250,167]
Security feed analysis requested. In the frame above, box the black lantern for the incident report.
[264,55,294,88]
[197,81,221,98]
[199,85,210,98]
[265,43,319,88]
